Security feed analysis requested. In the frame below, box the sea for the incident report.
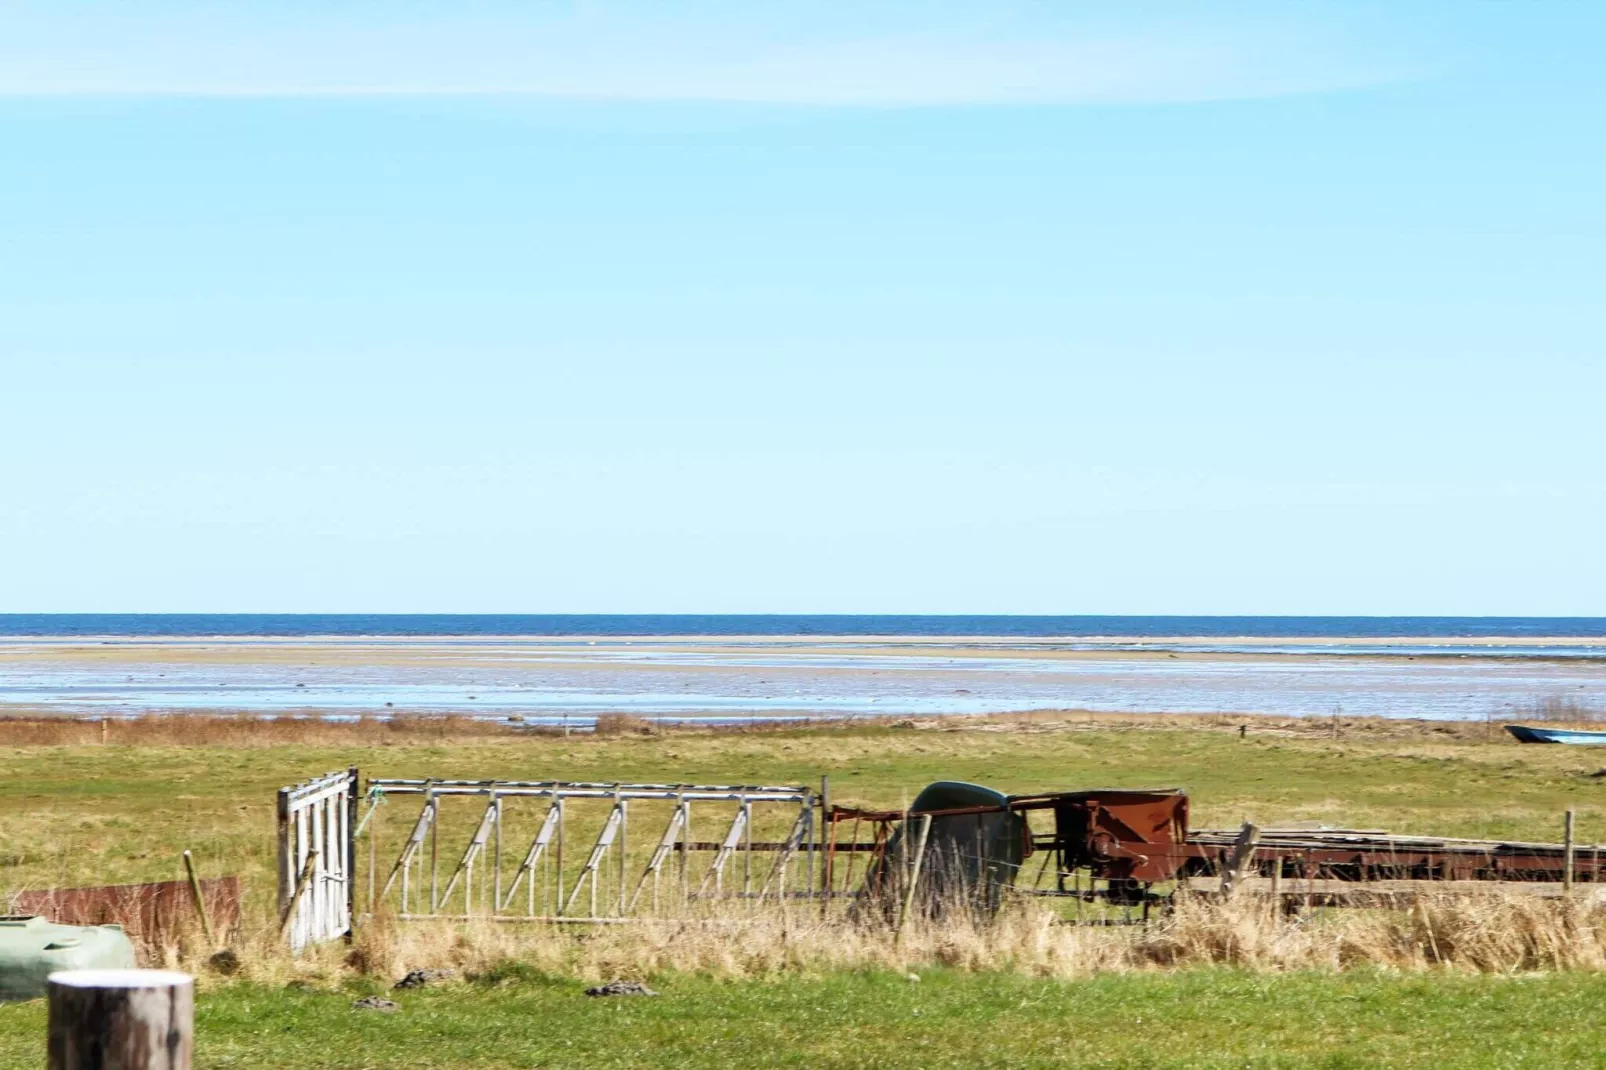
[3,614,1605,639]
[2,616,1604,724]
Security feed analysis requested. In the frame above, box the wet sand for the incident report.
[2,634,1604,724]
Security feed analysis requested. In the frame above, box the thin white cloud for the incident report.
[0,4,1420,104]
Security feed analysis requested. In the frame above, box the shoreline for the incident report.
[0,705,1594,738]
[4,635,1603,724]
[0,705,1560,744]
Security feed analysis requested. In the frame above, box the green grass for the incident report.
[9,719,1606,1067]
[5,968,1606,1069]
[6,719,1605,899]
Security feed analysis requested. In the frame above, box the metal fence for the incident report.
[277,769,357,952]
[366,778,819,922]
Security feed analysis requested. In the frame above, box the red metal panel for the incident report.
[8,877,241,949]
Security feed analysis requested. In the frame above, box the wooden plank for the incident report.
[1232,877,1606,899]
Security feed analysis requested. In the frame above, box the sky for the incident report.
[1,2,1603,615]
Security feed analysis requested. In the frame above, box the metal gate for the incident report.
[367,778,818,920]
[277,768,357,951]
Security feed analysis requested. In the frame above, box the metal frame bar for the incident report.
[370,778,816,921]
[562,800,625,916]
[438,797,500,911]
[500,800,563,912]
[628,796,689,912]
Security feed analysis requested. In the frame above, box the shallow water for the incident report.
[3,638,1605,724]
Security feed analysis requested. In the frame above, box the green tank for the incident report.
[856,781,1029,920]
[0,917,137,1002]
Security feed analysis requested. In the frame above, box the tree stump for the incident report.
[47,969,194,1070]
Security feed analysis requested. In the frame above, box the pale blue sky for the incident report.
[1,2,1602,614]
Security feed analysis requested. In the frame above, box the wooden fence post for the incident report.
[1220,822,1261,898]
[275,787,291,927]
[1564,809,1576,896]
[346,767,359,939]
[179,851,214,948]
[818,776,831,917]
[896,814,934,941]
[47,969,194,1070]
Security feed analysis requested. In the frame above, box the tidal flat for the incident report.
[3,633,1606,722]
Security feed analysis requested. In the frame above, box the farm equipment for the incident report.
[280,771,1604,950]
[829,786,1606,911]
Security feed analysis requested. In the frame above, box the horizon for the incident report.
[5,610,1606,642]
[4,612,1606,620]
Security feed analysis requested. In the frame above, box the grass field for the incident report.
[6,968,1606,1068]
[6,712,1605,898]
[8,713,1606,1068]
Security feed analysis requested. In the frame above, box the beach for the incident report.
[4,633,1604,723]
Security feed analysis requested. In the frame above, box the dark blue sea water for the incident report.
[1,614,1604,638]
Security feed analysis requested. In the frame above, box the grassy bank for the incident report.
[6,968,1606,1069]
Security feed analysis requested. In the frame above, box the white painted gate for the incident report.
[277,768,358,951]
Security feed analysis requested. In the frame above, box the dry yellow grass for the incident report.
[12,711,1606,991]
[0,713,535,746]
[134,888,1606,990]
[0,707,1546,749]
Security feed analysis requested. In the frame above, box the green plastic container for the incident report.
[856,781,1029,919]
[0,916,137,1002]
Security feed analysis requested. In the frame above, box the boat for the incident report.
[1506,724,1606,745]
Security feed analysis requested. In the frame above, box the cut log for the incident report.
[47,969,194,1070]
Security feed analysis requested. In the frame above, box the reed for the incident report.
[136,888,1606,989]
[0,707,1521,748]
[0,713,525,747]
[1520,696,1606,724]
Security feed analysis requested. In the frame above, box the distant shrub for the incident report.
[1522,696,1606,723]
[592,713,658,736]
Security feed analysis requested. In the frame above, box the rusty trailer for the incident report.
[829,787,1606,910]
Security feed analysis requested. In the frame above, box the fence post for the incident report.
[275,787,291,928]
[179,852,214,948]
[47,969,194,1070]
[1220,822,1261,898]
[345,767,359,938]
[818,775,831,916]
[896,814,934,941]
[1564,809,1576,896]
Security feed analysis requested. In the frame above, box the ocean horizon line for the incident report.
[3,613,1606,639]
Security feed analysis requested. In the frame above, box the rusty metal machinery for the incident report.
[829,787,1605,910]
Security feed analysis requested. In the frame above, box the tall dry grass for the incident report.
[1521,696,1606,725]
[0,711,846,746]
[155,889,1606,988]
[0,713,527,747]
[0,708,1519,749]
